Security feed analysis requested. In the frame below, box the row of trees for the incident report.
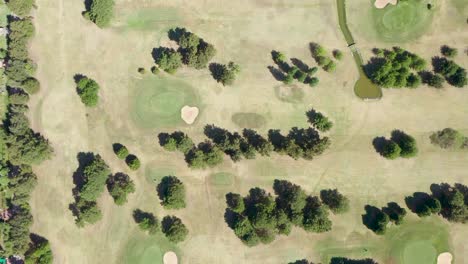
[133,209,189,243]
[225,179,349,246]
[432,56,467,88]
[429,128,468,150]
[271,51,319,87]
[159,123,331,168]
[365,47,425,89]
[373,130,418,159]
[405,183,467,223]
[362,202,406,234]
[112,143,141,170]
[82,0,115,28]
[0,8,54,262]
[310,43,339,73]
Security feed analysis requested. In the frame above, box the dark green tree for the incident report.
[161,216,189,243]
[75,76,100,107]
[320,189,349,214]
[157,176,186,209]
[133,209,159,235]
[107,173,135,205]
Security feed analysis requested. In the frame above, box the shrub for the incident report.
[333,49,344,60]
[126,154,140,170]
[137,67,146,74]
[113,143,129,159]
[75,76,100,107]
[21,78,40,94]
[133,209,159,235]
[157,176,186,209]
[308,77,319,87]
[307,67,318,75]
[73,199,103,227]
[430,128,466,149]
[162,216,189,243]
[151,66,159,75]
[84,0,115,28]
[320,189,349,214]
[380,140,401,159]
[107,173,135,205]
[6,0,34,17]
[391,130,418,158]
[441,45,458,58]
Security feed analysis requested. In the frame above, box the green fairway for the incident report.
[232,113,267,129]
[130,76,201,129]
[121,232,178,264]
[403,241,437,264]
[125,7,180,31]
[371,0,434,42]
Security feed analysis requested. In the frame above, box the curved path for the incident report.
[336,0,382,100]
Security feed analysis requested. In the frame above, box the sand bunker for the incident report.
[181,105,199,125]
[437,252,453,264]
[374,0,397,9]
[163,251,178,264]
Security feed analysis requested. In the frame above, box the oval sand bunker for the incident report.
[181,105,199,125]
[374,0,397,9]
[437,252,453,264]
[163,251,178,264]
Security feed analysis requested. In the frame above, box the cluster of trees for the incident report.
[106,173,135,205]
[152,27,217,74]
[271,51,319,87]
[69,153,111,227]
[373,130,418,159]
[159,123,331,168]
[365,47,426,89]
[74,75,100,107]
[306,109,333,132]
[362,202,406,234]
[112,143,141,170]
[310,43,338,73]
[0,10,54,261]
[429,128,468,150]
[82,0,115,28]
[133,209,189,243]
[224,180,348,246]
[406,183,468,223]
[432,56,467,88]
[24,234,53,264]
[156,176,186,209]
[209,62,241,86]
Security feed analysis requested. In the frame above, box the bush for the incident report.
[21,78,40,94]
[380,140,401,159]
[113,143,129,159]
[333,50,344,60]
[152,47,182,74]
[210,62,241,86]
[430,128,466,149]
[440,45,458,58]
[323,61,337,72]
[157,176,186,209]
[151,66,159,75]
[161,216,189,243]
[6,0,34,17]
[306,109,333,132]
[137,67,146,74]
[107,173,135,205]
[391,130,418,158]
[84,0,115,28]
[125,154,140,170]
[308,77,319,87]
[73,199,103,227]
[75,76,100,107]
[133,209,159,235]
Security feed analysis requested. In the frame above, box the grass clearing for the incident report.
[209,172,235,186]
[231,112,267,129]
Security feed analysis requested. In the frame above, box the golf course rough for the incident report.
[130,76,201,129]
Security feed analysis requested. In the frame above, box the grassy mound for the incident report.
[372,0,434,42]
[231,113,267,129]
[130,76,201,129]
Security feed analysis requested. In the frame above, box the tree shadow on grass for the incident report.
[290,58,309,72]
[267,66,286,81]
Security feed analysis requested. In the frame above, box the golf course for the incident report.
[0,0,466,263]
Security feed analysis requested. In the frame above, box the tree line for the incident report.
[270,51,320,87]
[373,130,418,159]
[224,179,349,246]
[0,9,54,263]
[133,209,189,243]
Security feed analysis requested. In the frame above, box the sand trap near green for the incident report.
[130,76,201,129]
[403,240,437,264]
[372,0,434,42]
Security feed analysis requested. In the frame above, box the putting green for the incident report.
[372,0,434,42]
[130,76,201,129]
[232,113,267,129]
[403,240,437,264]
[121,232,177,264]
